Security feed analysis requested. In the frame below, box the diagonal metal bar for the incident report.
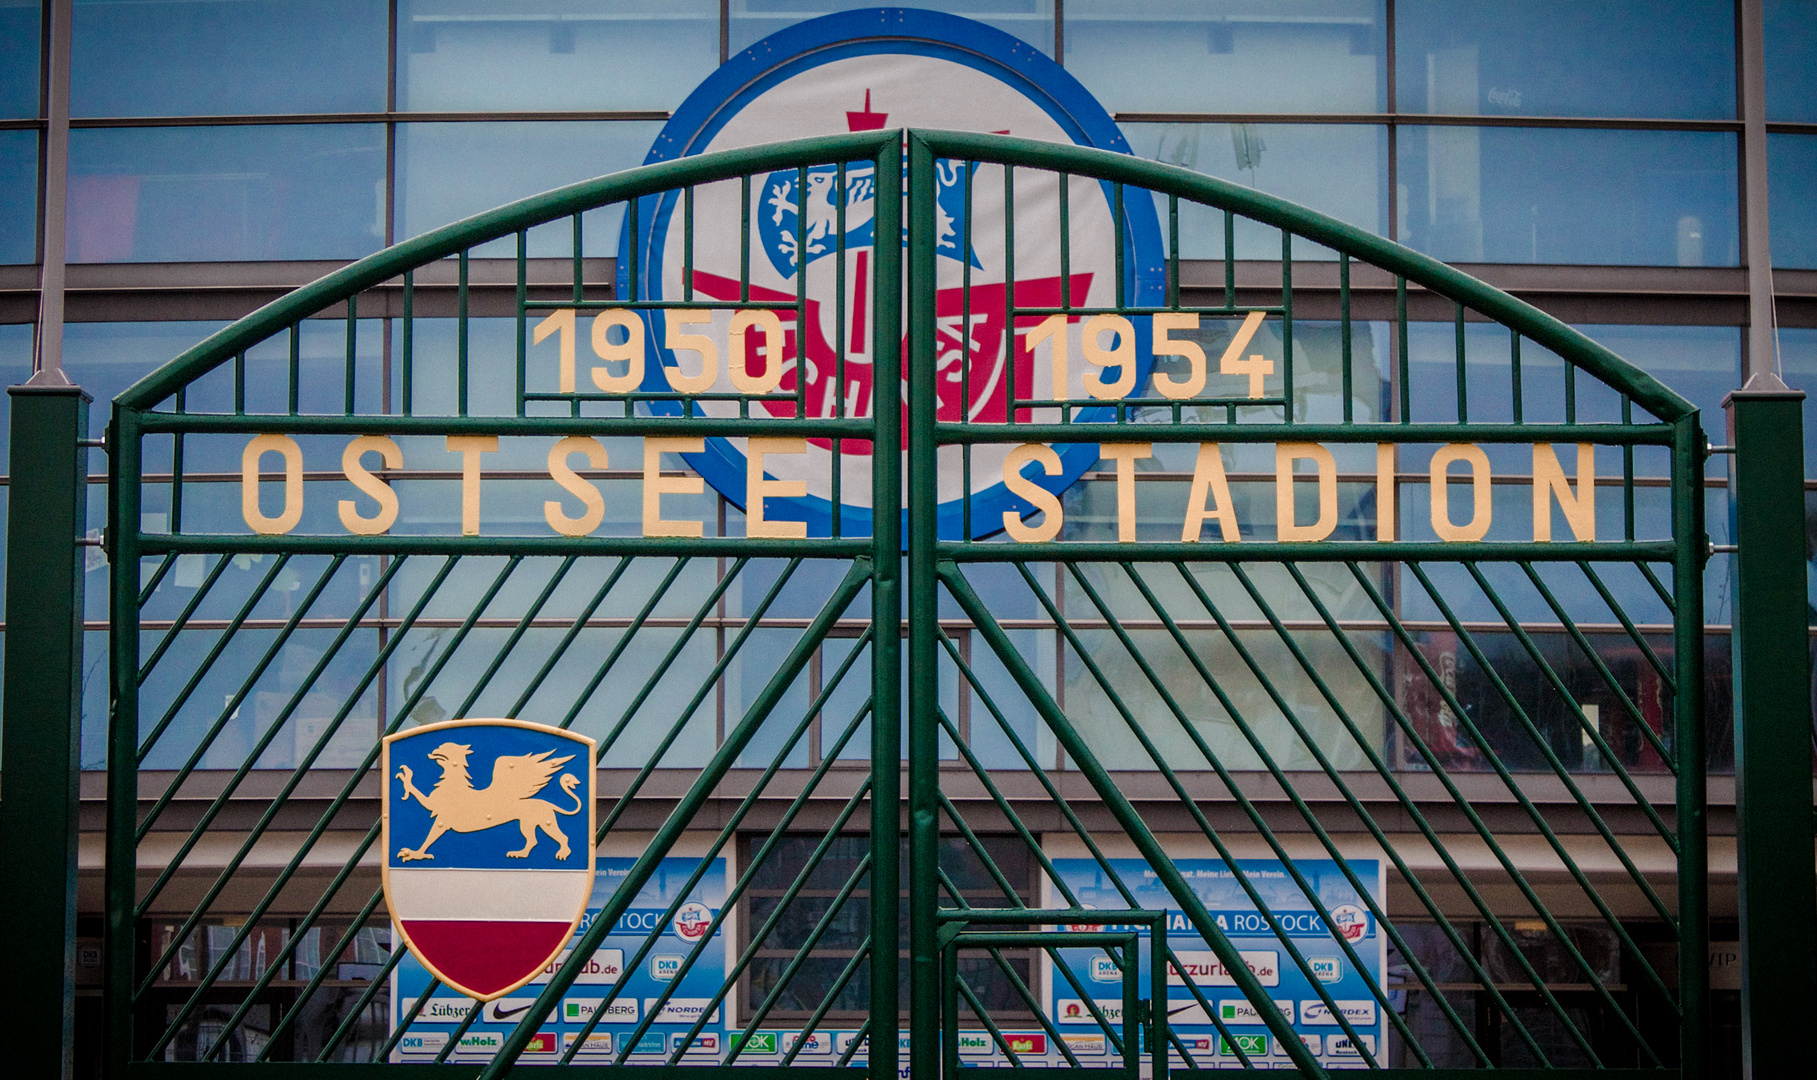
[1579,560,1676,696]
[1106,559,1482,1066]
[137,552,231,682]
[258,887,385,1059]
[594,557,802,836]
[506,555,634,716]
[451,554,580,718]
[779,935,871,1065]
[1520,562,1677,772]
[1017,563,1380,1069]
[941,562,1328,1079]
[553,555,692,730]
[133,551,291,764]
[478,557,870,1080]
[1348,561,1633,1062]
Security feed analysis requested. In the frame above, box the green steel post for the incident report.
[870,131,903,1080]
[105,407,142,1075]
[906,132,941,1080]
[0,382,89,1080]
[1673,412,1709,1080]
[1725,375,1815,1079]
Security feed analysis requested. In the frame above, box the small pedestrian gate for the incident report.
[101,131,1709,1079]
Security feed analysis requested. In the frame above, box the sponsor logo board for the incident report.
[561,997,638,1024]
[1055,999,1121,1025]
[1062,1033,1107,1056]
[731,1031,779,1055]
[535,947,624,985]
[783,1031,832,1055]
[397,1033,447,1056]
[563,1032,613,1056]
[1308,957,1342,983]
[1219,1034,1271,1057]
[644,997,721,1025]
[1167,950,1281,987]
[1299,1000,1378,1027]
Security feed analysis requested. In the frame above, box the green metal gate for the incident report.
[100,130,1707,1080]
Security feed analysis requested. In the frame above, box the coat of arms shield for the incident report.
[382,718,597,1001]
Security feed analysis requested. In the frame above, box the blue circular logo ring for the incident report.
[623,7,1164,542]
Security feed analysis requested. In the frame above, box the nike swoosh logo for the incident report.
[488,1004,532,1020]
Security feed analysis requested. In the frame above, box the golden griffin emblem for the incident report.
[394,741,585,862]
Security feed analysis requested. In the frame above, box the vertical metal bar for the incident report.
[103,407,142,1076]
[962,157,973,540]
[1004,164,1017,422]
[1741,0,1779,378]
[0,381,87,1080]
[515,229,527,417]
[1340,254,1353,422]
[1726,378,1812,1079]
[401,269,414,415]
[344,293,358,414]
[869,131,904,1080]
[572,213,584,304]
[740,174,751,305]
[1674,411,1710,1080]
[287,323,300,414]
[1510,328,1523,423]
[1222,210,1235,309]
[1280,228,1293,418]
[32,0,72,378]
[169,389,184,533]
[1454,300,1467,423]
[457,248,470,415]
[906,131,941,1080]
[1396,276,1409,422]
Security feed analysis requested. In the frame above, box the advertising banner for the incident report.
[1045,857,1387,1071]
[391,855,728,1063]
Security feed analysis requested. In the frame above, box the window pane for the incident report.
[61,321,228,441]
[1395,0,1734,120]
[1120,122,1387,258]
[729,1,1053,58]
[1396,126,1739,266]
[1067,0,1384,114]
[1776,328,1817,479]
[68,125,385,262]
[1766,0,1817,122]
[1769,134,1817,270]
[0,0,39,119]
[0,128,36,264]
[72,0,387,117]
[0,320,32,469]
[398,1,717,112]
[395,120,660,257]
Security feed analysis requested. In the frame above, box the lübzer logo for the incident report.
[625,8,1164,540]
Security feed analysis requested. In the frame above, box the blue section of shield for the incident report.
[622,7,1165,545]
[388,723,591,872]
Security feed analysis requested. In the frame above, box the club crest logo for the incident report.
[382,718,596,1001]
[623,8,1164,540]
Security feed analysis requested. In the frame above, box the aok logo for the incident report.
[671,902,715,941]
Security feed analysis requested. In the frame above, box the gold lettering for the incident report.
[1001,443,1064,542]
[643,436,704,537]
[1150,312,1205,399]
[663,310,719,394]
[545,436,608,537]
[1098,442,1152,542]
[729,310,787,394]
[1215,311,1271,398]
[338,435,401,535]
[445,435,498,537]
[1532,443,1595,541]
[241,434,303,535]
[533,308,577,393]
[746,437,807,538]
[589,309,644,393]
[1376,443,1396,541]
[1182,443,1239,542]
[1275,443,1338,541]
[1026,314,1069,400]
[1430,443,1492,542]
[1081,314,1137,399]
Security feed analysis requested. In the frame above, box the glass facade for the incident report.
[1,3,1810,1074]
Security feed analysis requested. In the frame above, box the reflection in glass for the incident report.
[1776,328,1817,480]
[1769,134,1817,270]
[1067,0,1384,114]
[1395,0,1733,120]
[68,125,385,262]
[61,321,228,441]
[728,0,1053,57]
[1121,123,1388,258]
[397,1,717,113]
[0,321,35,469]
[0,128,35,263]
[394,121,660,258]
[1766,0,1817,122]
[72,0,386,117]
[0,0,38,119]
[1397,126,1738,266]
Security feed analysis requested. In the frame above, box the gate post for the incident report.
[0,378,91,1080]
[1725,372,1817,1079]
